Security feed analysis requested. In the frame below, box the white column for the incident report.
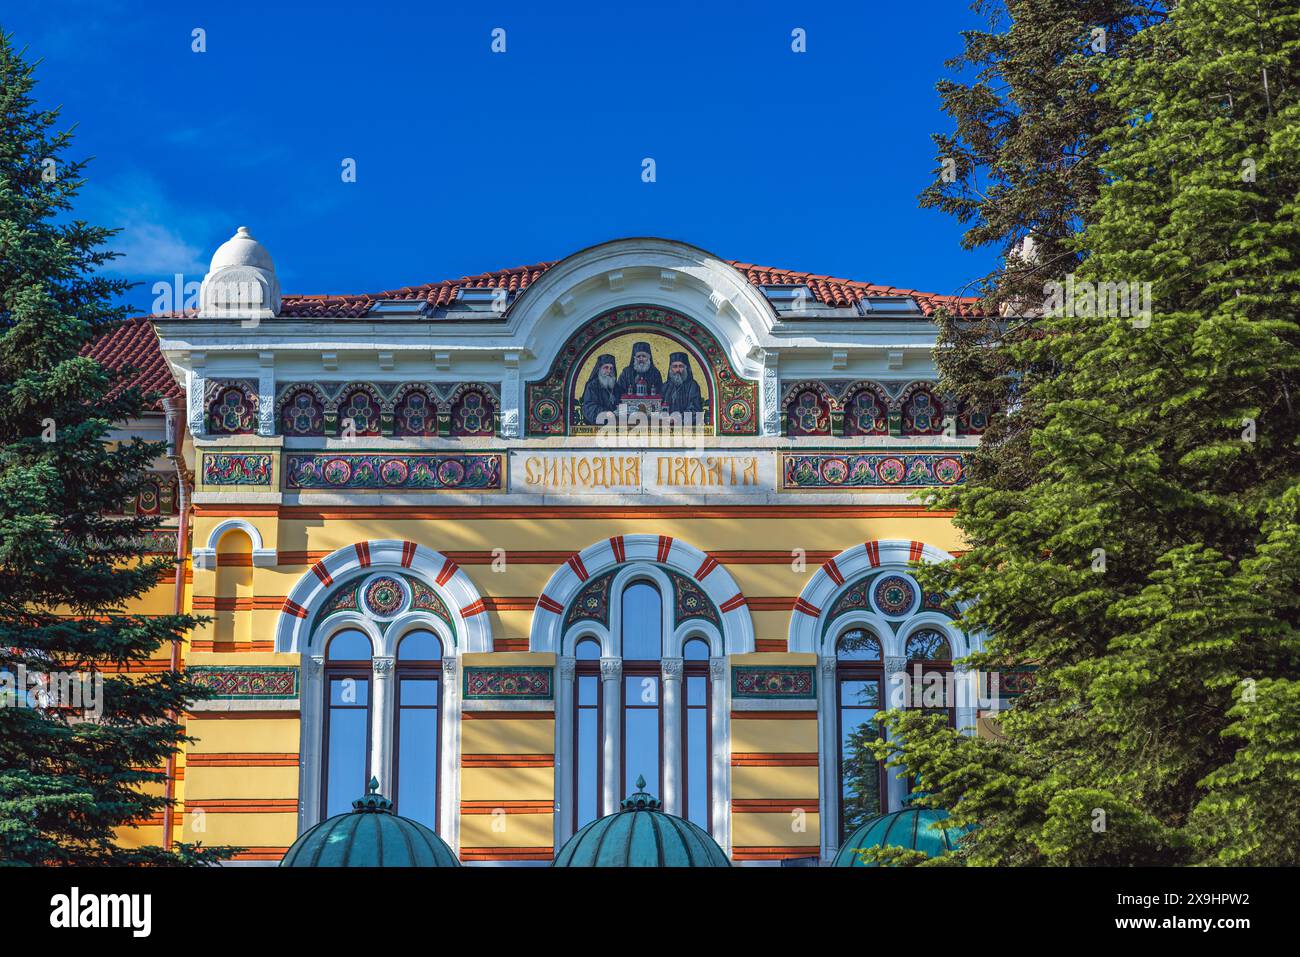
[954,663,977,737]
[817,655,839,862]
[761,350,781,436]
[660,658,684,815]
[257,351,276,436]
[370,656,395,796]
[500,352,521,438]
[709,657,730,854]
[187,363,207,438]
[299,655,325,833]
[440,657,461,850]
[884,655,909,812]
[599,657,622,813]
[554,656,576,847]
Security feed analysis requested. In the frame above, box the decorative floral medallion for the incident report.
[322,457,353,485]
[364,576,406,617]
[380,459,409,485]
[933,456,963,485]
[818,457,849,485]
[436,459,466,486]
[876,457,906,484]
[872,574,917,617]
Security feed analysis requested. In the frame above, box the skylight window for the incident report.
[860,296,921,316]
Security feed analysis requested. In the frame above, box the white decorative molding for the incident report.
[528,534,755,656]
[607,269,624,292]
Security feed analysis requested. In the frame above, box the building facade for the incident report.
[104,232,1004,865]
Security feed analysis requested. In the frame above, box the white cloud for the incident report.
[81,173,216,281]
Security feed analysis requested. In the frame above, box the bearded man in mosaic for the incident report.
[580,353,619,424]
[662,351,703,417]
[615,340,663,398]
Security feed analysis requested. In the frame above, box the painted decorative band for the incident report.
[732,666,816,699]
[463,666,553,700]
[202,452,274,486]
[780,451,965,489]
[188,665,300,700]
[285,452,505,491]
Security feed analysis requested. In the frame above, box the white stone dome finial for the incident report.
[199,225,280,320]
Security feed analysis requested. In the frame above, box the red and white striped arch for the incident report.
[275,539,492,654]
[787,539,957,655]
[528,533,755,654]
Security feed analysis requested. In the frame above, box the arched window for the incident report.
[323,628,373,818]
[393,630,441,828]
[905,627,954,727]
[682,638,711,830]
[621,580,662,798]
[573,638,602,831]
[835,628,885,837]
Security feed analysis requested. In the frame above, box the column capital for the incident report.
[820,656,838,681]
[661,657,684,681]
[709,657,727,682]
[558,656,577,680]
[600,657,623,681]
[441,657,459,679]
[372,656,395,677]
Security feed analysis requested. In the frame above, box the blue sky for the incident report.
[6,0,998,308]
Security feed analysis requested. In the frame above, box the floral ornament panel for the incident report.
[827,576,876,623]
[207,382,258,435]
[188,666,299,700]
[202,452,273,486]
[732,666,816,699]
[338,387,382,436]
[565,571,614,629]
[285,453,504,491]
[280,388,326,436]
[395,388,436,436]
[843,386,890,436]
[780,452,965,489]
[408,576,454,629]
[463,667,553,700]
[451,388,497,436]
[787,388,831,436]
[670,570,721,628]
[321,583,361,617]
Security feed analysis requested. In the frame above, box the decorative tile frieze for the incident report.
[779,451,965,489]
[202,452,274,486]
[284,452,504,491]
[463,666,553,700]
[189,665,299,700]
[732,666,816,699]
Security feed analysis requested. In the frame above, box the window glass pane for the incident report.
[576,702,599,828]
[396,697,438,829]
[325,679,369,818]
[625,674,658,705]
[623,700,660,798]
[839,674,883,837]
[905,629,952,660]
[577,673,597,706]
[621,581,661,659]
[575,638,601,660]
[683,638,710,660]
[329,675,369,706]
[836,628,881,661]
[399,676,438,706]
[327,629,372,661]
[398,629,442,661]
[685,675,709,830]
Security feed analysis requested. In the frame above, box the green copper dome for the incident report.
[280,778,460,867]
[832,806,971,867]
[553,776,731,867]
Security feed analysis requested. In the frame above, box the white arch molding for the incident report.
[787,539,986,863]
[534,533,749,859]
[192,517,276,570]
[286,540,489,854]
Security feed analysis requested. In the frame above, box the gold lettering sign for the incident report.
[523,454,640,490]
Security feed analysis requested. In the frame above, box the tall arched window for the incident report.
[323,629,373,818]
[621,580,662,798]
[682,638,712,830]
[836,628,885,838]
[905,627,954,726]
[573,638,602,832]
[393,630,441,828]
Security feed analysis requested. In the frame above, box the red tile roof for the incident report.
[82,316,181,410]
[92,256,979,397]
[274,260,980,319]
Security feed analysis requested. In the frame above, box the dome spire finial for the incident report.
[620,775,660,811]
[352,777,393,814]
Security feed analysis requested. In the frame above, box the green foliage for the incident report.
[880,0,1300,865]
[0,32,228,865]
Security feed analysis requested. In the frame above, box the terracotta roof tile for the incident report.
[82,316,181,410]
